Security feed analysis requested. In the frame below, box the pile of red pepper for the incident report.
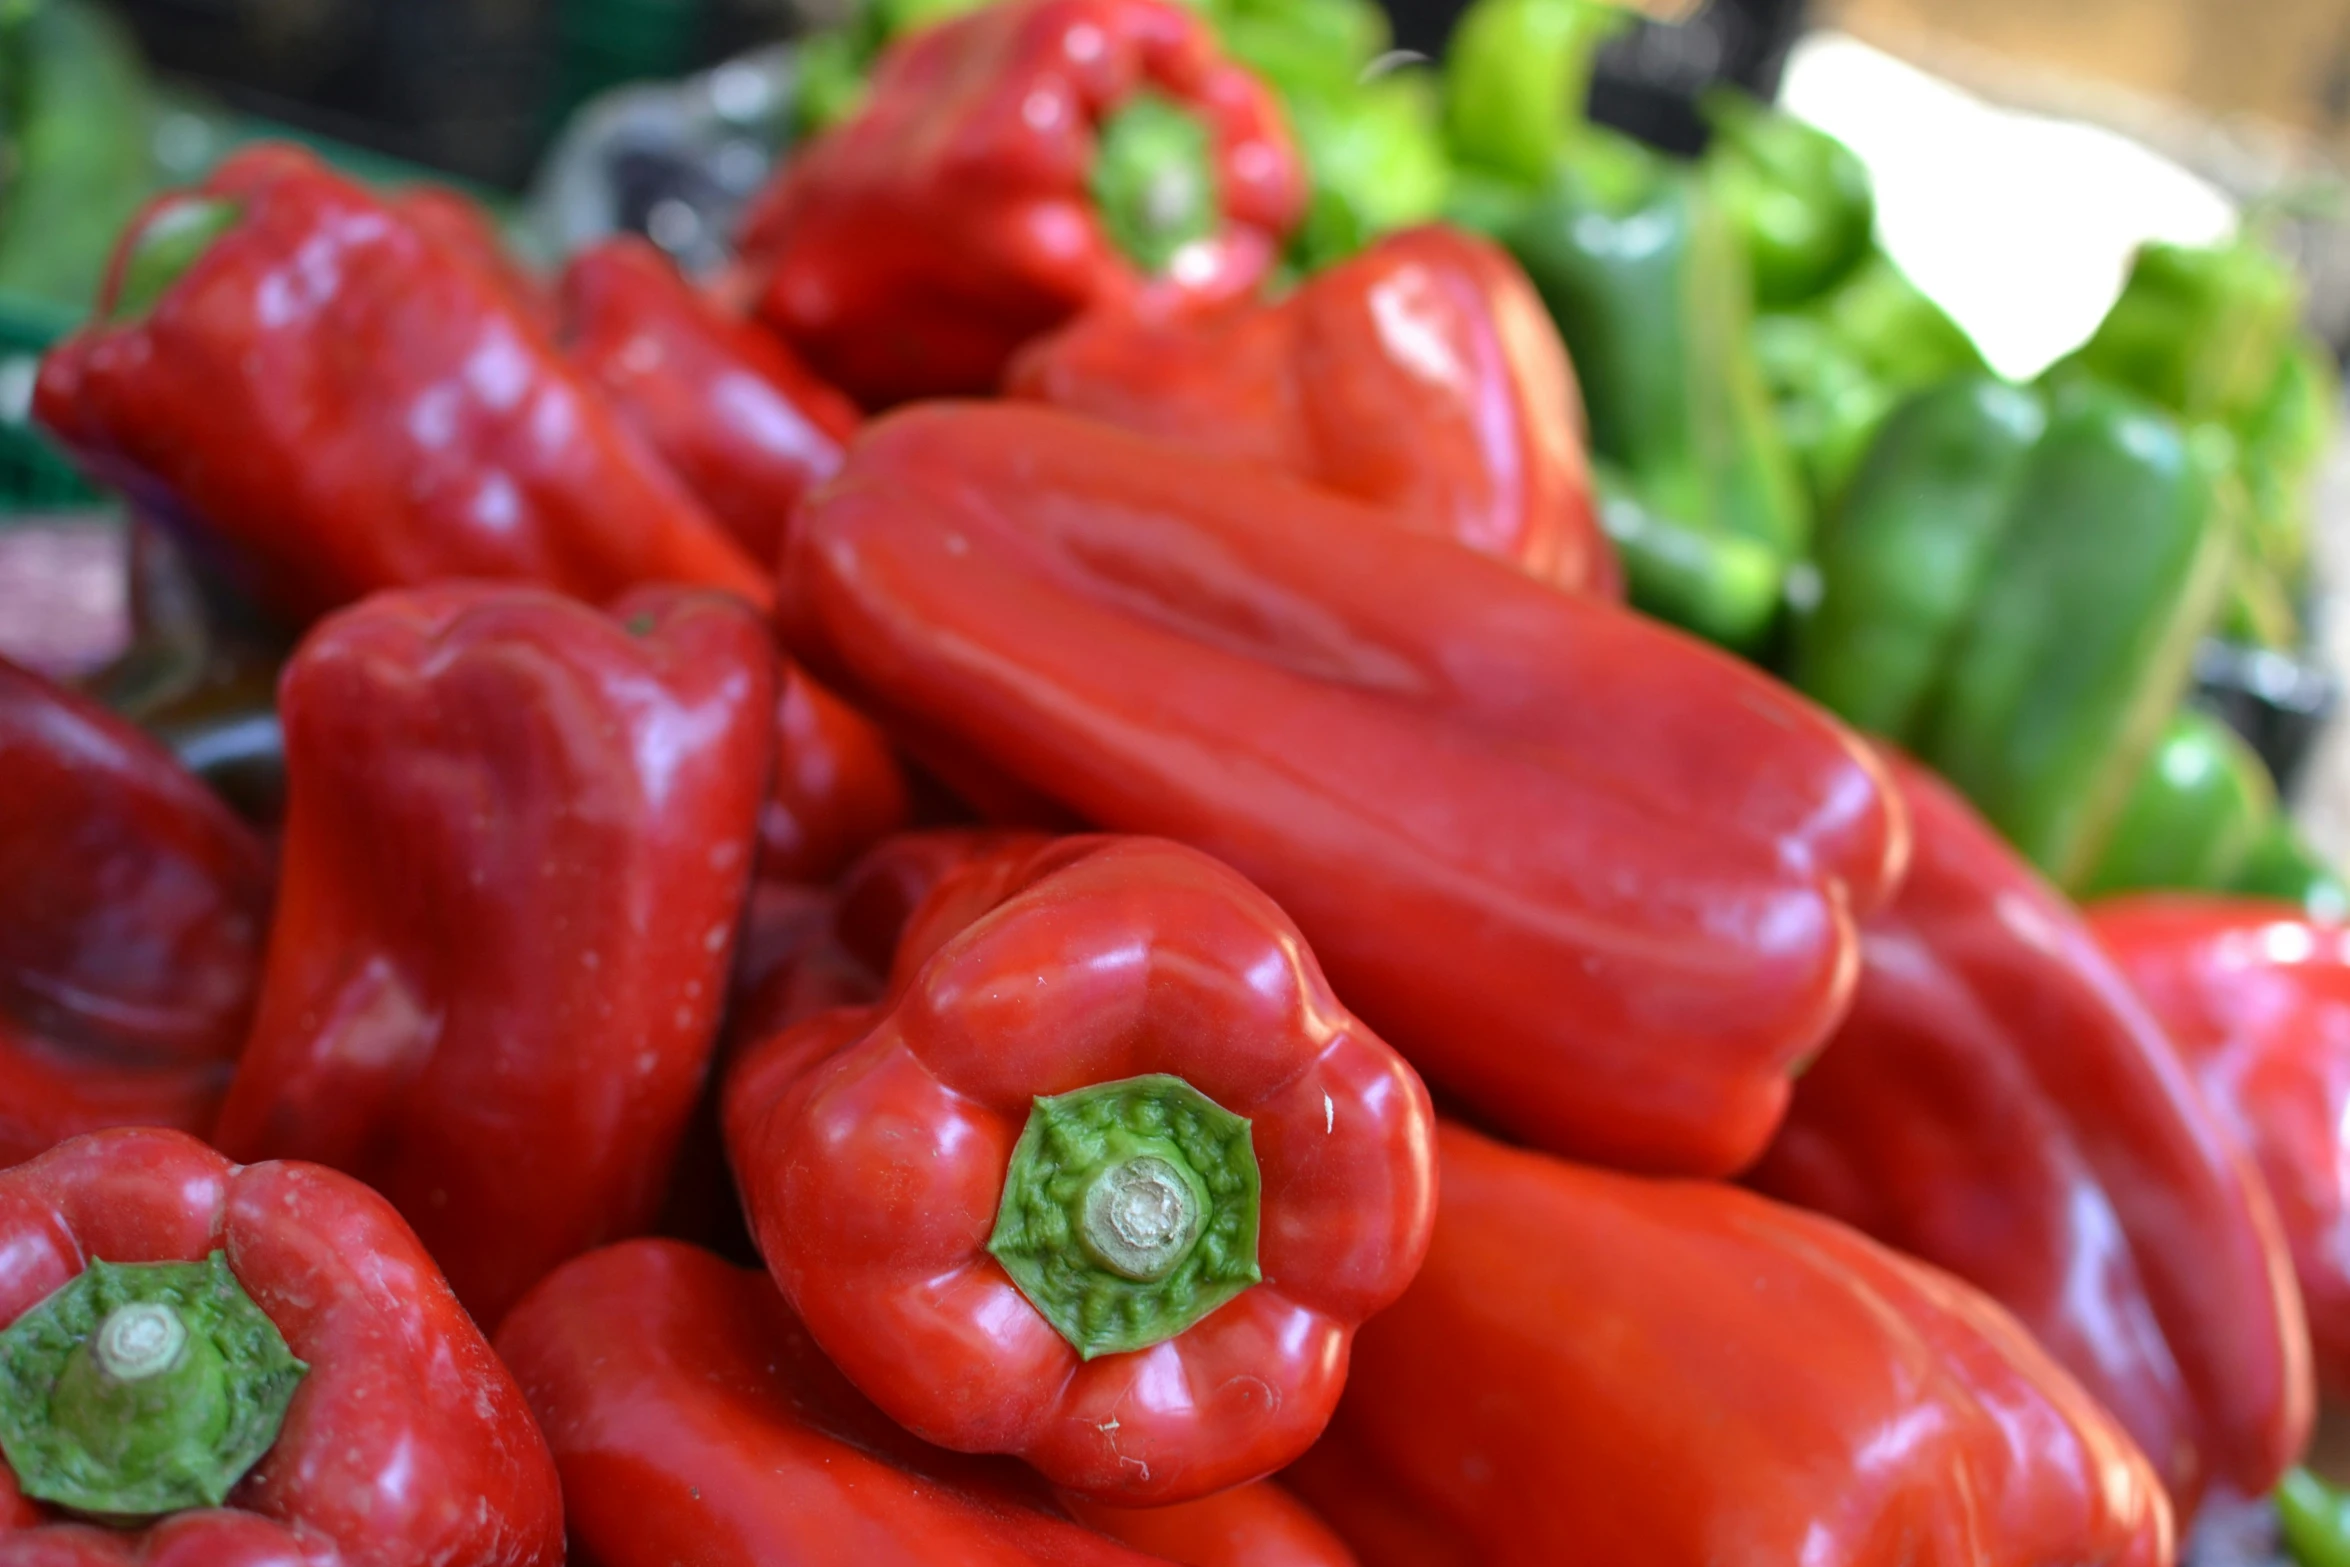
[4,1,2350,1563]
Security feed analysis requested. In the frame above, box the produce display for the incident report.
[4,0,2350,1561]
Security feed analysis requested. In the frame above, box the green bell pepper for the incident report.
[1592,462,1786,654]
[2075,707,2276,898]
[1277,68,1452,275]
[2281,1467,2350,1567]
[2234,818,2350,923]
[2063,235,2299,430]
[0,0,158,310]
[1699,88,1872,310]
[1441,0,1624,187]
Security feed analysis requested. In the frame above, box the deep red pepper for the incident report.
[393,186,555,336]
[1060,1482,1357,1567]
[562,236,861,566]
[1283,1119,2173,1567]
[34,145,770,628]
[723,834,1437,1502]
[1010,225,1613,592]
[0,1127,562,1566]
[1749,755,2312,1513]
[778,401,1905,1175]
[757,656,915,886]
[2090,894,2350,1400]
[495,1238,1174,1567]
[0,658,270,1165]
[211,582,774,1329]
[738,0,1304,405]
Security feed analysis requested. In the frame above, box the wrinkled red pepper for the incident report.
[495,1238,1174,1566]
[212,583,774,1329]
[563,236,861,566]
[2091,894,2350,1399]
[1749,756,2311,1513]
[1284,1120,2173,1567]
[1061,1481,1357,1566]
[778,402,1905,1175]
[1011,225,1613,592]
[739,0,1304,405]
[34,145,770,627]
[0,1127,562,1566]
[723,834,1437,1502]
[0,658,270,1165]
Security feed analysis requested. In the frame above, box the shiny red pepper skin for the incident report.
[1284,1120,2173,1567]
[562,237,861,565]
[393,186,555,336]
[34,145,770,627]
[757,656,914,885]
[2090,894,2350,1399]
[1749,756,2311,1513]
[739,0,1304,405]
[0,658,270,1164]
[495,1238,1174,1567]
[1060,1483,1357,1567]
[1010,226,1614,593]
[723,835,1438,1502]
[211,583,774,1329]
[0,1128,562,1566]
[778,402,1905,1175]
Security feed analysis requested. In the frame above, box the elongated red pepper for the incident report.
[34,145,769,627]
[2090,895,2350,1399]
[1749,756,2311,1512]
[212,582,774,1329]
[394,186,555,335]
[0,658,269,1165]
[563,237,861,565]
[724,835,1437,1503]
[779,402,1904,1175]
[1061,1482,1357,1566]
[1284,1120,2172,1567]
[1010,225,1613,592]
[0,1127,561,1565]
[739,0,1304,405]
[496,1238,1173,1566]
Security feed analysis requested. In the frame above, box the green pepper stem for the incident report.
[91,1304,191,1383]
[109,197,242,324]
[1091,94,1221,277]
[1080,1153,1208,1281]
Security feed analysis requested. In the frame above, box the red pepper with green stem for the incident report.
[34,144,771,628]
[1009,224,1613,592]
[497,1238,1174,1567]
[0,658,270,1166]
[0,1127,562,1566]
[1284,1120,2173,1567]
[723,834,1437,1503]
[738,0,1304,406]
[212,582,775,1329]
[1749,755,2311,1514]
[2090,896,2350,1399]
[778,401,1905,1176]
[562,235,862,567]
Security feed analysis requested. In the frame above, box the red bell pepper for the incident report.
[495,1237,1174,1567]
[393,185,555,335]
[2090,894,2350,1399]
[211,582,774,1329]
[0,1127,562,1565]
[1283,1120,2173,1567]
[1749,756,2311,1512]
[757,656,915,886]
[34,145,770,628]
[1010,225,1613,592]
[1060,1482,1357,1567]
[723,834,1437,1503]
[778,401,1905,1175]
[562,236,861,566]
[739,0,1304,405]
[0,658,270,1165]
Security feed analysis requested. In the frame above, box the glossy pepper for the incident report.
[1060,1481,1356,1567]
[1750,756,2312,1512]
[212,582,774,1329]
[738,0,1304,406]
[1699,87,1874,310]
[562,235,861,567]
[34,144,770,627]
[0,1127,562,1564]
[0,658,270,1166]
[1284,1119,2174,1567]
[1790,375,2236,890]
[2090,896,2350,1397]
[2078,707,2279,899]
[725,834,1437,1502]
[755,654,915,886]
[1008,224,1612,590]
[778,401,1905,1174]
[497,1238,1173,1567]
